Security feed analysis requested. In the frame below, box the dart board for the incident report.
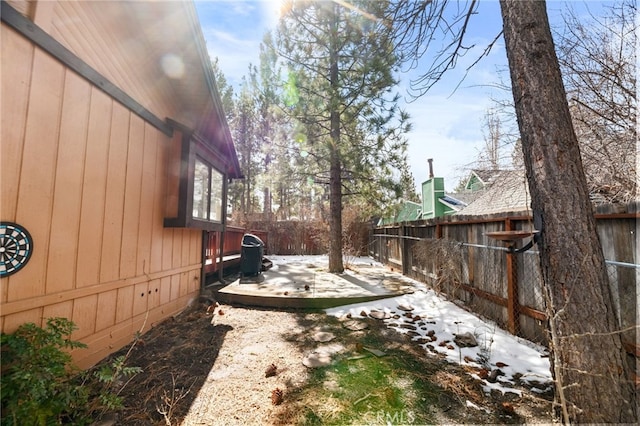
[0,222,33,278]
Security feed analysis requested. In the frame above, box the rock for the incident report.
[303,343,345,368]
[487,368,504,383]
[398,323,417,330]
[397,304,414,311]
[453,332,478,348]
[343,320,368,331]
[369,310,390,320]
[312,331,335,343]
[303,352,332,368]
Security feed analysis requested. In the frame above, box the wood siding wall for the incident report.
[47,1,177,122]
[1,24,202,368]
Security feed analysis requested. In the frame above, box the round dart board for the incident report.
[0,222,33,278]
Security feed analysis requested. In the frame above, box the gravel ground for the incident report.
[181,305,313,425]
[108,294,553,425]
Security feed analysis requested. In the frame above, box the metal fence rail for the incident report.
[370,228,638,354]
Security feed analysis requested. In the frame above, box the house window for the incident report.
[193,157,223,223]
[164,120,239,231]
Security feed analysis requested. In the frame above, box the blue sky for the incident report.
[194,0,608,192]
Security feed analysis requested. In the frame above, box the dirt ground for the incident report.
[94,294,555,426]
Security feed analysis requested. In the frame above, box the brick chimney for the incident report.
[428,158,434,179]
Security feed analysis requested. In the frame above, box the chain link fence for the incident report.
[371,233,638,351]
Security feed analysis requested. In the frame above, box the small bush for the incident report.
[1,318,88,425]
[1,317,141,425]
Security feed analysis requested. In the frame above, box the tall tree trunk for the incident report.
[329,144,343,272]
[328,3,344,273]
[499,1,636,423]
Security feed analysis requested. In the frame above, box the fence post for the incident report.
[505,218,520,335]
[401,224,409,275]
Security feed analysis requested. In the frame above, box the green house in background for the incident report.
[420,159,466,220]
[378,159,467,225]
[378,200,421,225]
[464,169,503,192]
[421,176,465,219]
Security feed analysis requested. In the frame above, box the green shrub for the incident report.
[87,353,142,415]
[1,317,88,425]
[1,317,141,425]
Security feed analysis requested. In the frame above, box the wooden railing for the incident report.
[204,227,268,276]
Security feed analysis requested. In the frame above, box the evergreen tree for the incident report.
[229,78,261,220]
[276,0,411,272]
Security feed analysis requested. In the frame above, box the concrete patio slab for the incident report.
[212,259,415,309]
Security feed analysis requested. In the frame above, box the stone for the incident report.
[397,304,414,311]
[343,320,369,331]
[399,323,417,330]
[453,332,478,348]
[312,331,336,343]
[369,310,390,320]
[303,352,332,368]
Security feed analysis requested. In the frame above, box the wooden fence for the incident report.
[242,220,370,256]
[370,202,638,356]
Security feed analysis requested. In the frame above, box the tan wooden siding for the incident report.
[45,71,91,295]
[11,48,64,302]
[49,1,176,122]
[0,25,32,228]
[1,26,204,369]
[150,137,169,273]
[136,124,158,277]
[100,102,130,283]
[76,88,111,288]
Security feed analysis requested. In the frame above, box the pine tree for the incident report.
[276,0,411,272]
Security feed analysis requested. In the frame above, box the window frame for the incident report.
[164,124,230,232]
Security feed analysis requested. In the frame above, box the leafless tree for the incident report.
[555,0,637,203]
